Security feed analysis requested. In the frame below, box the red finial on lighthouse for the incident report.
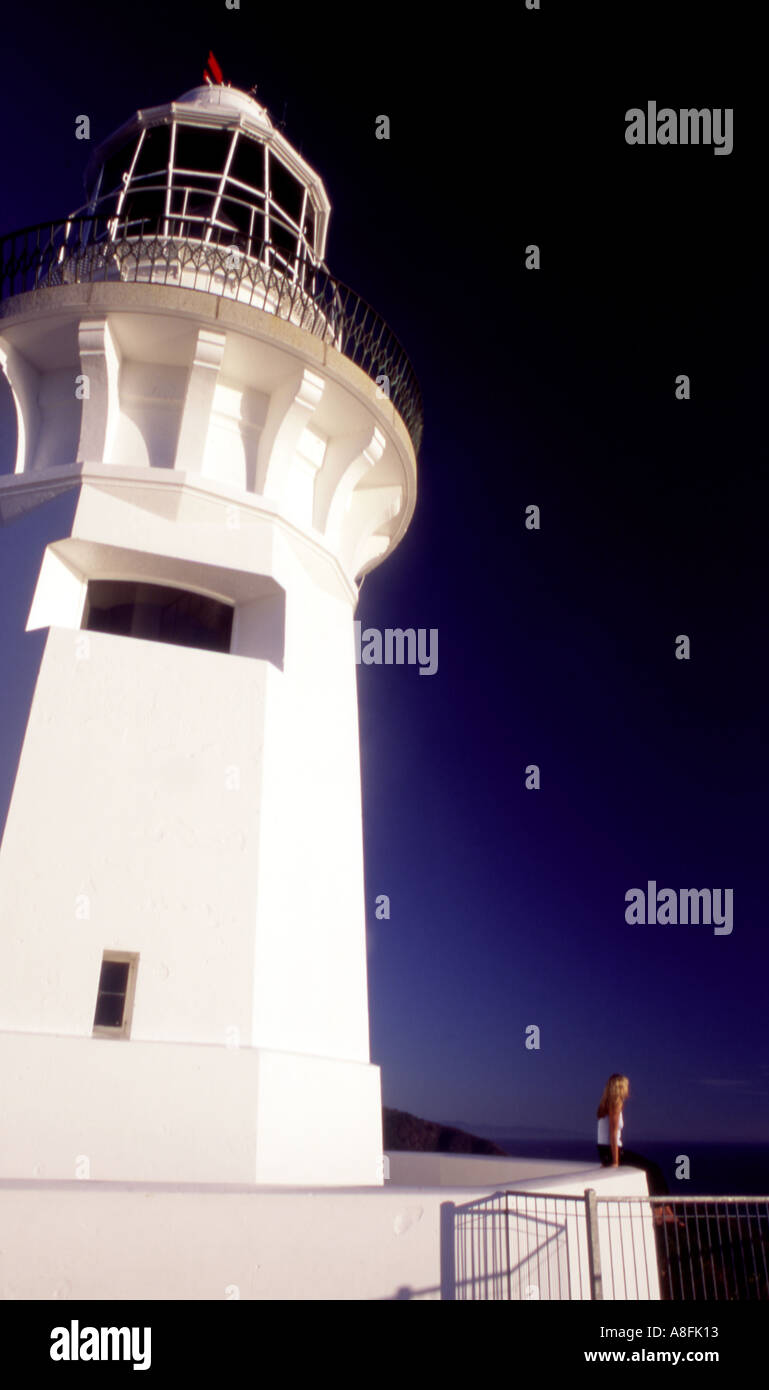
[203,51,224,85]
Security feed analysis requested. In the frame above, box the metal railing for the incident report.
[454,1188,769,1300]
[455,1190,610,1300]
[596,1194,769,1301]
[0,216,423,456]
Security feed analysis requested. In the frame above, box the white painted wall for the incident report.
[0,510,382,1182]
[0,1032,383,1186]
[0,526,375,1060]
[0,1162,659,1300]
[0,279,417,1187]
[387,1153,659,1299]
[387,1151,607,1187]
[0,283,417,586]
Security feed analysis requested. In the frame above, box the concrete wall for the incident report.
[0,1032,383,1186]
[0,415,390,1185]
[0,279,421,1190]
[0,625,267,1044]
[386,1151,602,1187]
[0,554,372,1064]
[0,284,417,584]
[0,1162,659,1301]
[387,1153,659,1300]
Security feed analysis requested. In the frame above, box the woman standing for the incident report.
[596,1073,668,1196]
[596,1073,628,1167]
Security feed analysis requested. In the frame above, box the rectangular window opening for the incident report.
[93,951,139,1039]
[83,580,234,655]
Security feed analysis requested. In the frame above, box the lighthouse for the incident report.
[0,80,420,1186]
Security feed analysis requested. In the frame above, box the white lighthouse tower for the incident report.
[0,80,419,1187]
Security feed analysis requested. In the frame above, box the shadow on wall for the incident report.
[384,1192,664,1301]
[0,490,81,845]
[381,1202,456,1301]
[0,373,15,474]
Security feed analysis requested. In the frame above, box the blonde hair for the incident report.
[596,1073,630,1119]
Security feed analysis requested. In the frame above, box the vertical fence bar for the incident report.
[750,1200,762,1295]
[673,1198,687,1298]
[718,1202,733,1298]
[732,1202,744,1298]
[585,1188,603,1300]
[632,1199,647,1298]
[723,1202,737,1297]
[703,1202,718,1299]
[683,1200,696,1299]
[564,1195,574,1299]
[544,1196,551,1300]
[606,1199,617,1297]
[745,1203,761,1297]
[692,1206,703,1301]
[504,1194,511,1301]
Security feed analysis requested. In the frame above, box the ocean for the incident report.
[494,1136,769,1197]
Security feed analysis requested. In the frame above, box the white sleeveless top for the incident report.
[597,1110,623,1146]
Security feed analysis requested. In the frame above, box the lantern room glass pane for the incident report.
[229,133,265,192]
[268,155,304,224]
[173,124,234,175]
[119,188,165,233]
[216,198,253,245]
[99,140,138,200]
[270,218,298,261]
[224,181,264,221]
[131,125,170,181]
[185,192,217,224]
[167,189,217,234]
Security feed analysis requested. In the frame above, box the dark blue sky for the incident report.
[1,3,766,1146]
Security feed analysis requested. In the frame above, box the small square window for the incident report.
[93,952,139,1039]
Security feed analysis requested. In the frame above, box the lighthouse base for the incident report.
[0,1031,384,1186]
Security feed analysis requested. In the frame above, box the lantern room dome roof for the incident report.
[174,84,271,121]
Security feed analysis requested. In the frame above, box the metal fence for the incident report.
[0,217,423,456]
[454,1188,769,1301]
[597,1194,769,1302]
[455,1190,612,1300]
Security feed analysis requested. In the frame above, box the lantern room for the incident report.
[75,84,331,277]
